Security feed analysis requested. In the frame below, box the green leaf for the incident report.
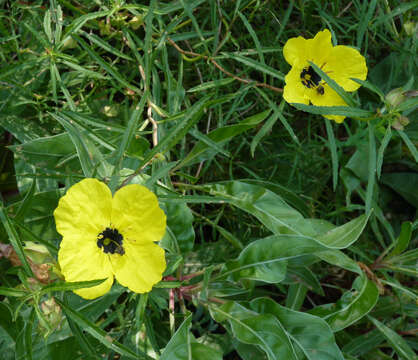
[55,297,149,360]
[250,104,282,157]
[309,61,357,107]
[73,35,141,94]
[113,96,148,171]
[368,316,417,360]
[325,119,339,190]
[139,94,212,168]
[397,130,418,162]
[202,181,313,236]
[389,221,412,257]
[187,78,235,92]
[366,123,377,214]
[251,298,344,360]
[211,302,297,360]
[381,172,418,208]
[291,103,374,118]
[177,110,270,169]
[310,276,379,332]
[40,279,106,295]
[223,53,285,81]
[160,314,222,360]
[314,212,371,249]
[0,287,28,297]
[376,126,392,179]
[49,113,101,178]
[222,235,326,283]
[0,204,34,277]
[161,201,195,254]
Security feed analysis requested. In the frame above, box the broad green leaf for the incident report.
[310,276,379,332]
[203,181,369,248]
[381,172,418,208]
[222,235,327,283]
[177,110,270,169]
[202,181,313,236]
[368,317,416,360]
[161,202,195,253]
[211,302,297,360]
[314,213,370,249]
[160,314,222,360]
[251,298,344,360]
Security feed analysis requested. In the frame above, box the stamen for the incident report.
[300,66,321,89]
[97,227,125,255]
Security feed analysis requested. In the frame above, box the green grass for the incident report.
[0,0,417,359]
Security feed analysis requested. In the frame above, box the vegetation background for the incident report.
[0,0,417,359]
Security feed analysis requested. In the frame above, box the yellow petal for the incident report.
[54,178,112,239]
[283,66,310,104]
[310,84,347,123]
[111,184,166,244]
[283,36,308,67]
[308,29,333,66]
[324,45,368,91]
[111,241,166,293]
[58,235,114,299]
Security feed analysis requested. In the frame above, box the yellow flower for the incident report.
[54,178,166,299]
[283,29,368,123]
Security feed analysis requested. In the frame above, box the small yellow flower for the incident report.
[283,29,368,123]
[54,178,166,299]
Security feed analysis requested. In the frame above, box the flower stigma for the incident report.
[97,227,125,255]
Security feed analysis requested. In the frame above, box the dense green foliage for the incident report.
[0,0,417,359]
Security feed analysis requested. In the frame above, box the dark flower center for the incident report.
[97,227,125,255]
[300,66,321,89]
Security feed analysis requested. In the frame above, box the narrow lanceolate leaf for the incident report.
[388,221,412,257]
[291,103,374,118]
[40,279,106,295]
[325,119,339,191]
[73,35,141,94]
[309,61,357,107]
[0,287,28,297]
[49,112,96,177]
[139,94,213,168]
[177,109,270,169]
[368,317,417,360]
[211,302,298,360]
[223,52,285,80]
[113,95,148,170]
[0,205,34,277]
[251,298,344,360]
[55,298,150,360]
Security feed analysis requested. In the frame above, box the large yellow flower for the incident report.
[54,178,166,299]
[283,29,367,123]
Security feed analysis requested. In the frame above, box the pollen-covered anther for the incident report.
[97,227,125,255]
